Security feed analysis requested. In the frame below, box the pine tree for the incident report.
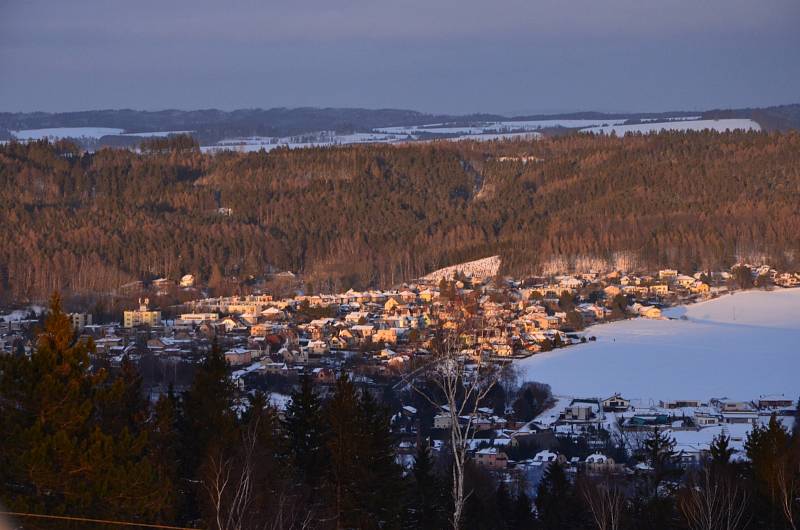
[709,433,734,468]
[0,293,170,522]
[283,373,327,487]
[642,426,681,495]
[509,490,535,530]
[495,482,512,527]
[535,461,583,529]
[325,373,364,528]
[358,389,403,528]
[178,339,236,523]
[407,441,447,530]
[745,414,799,529]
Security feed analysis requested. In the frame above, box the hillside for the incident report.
[1,130,800,302]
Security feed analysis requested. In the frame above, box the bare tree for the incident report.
[580,475,625,530]
[202,420,259,530]
[408,325,499,530]
[678,466,749,530]
[775,462,799,530]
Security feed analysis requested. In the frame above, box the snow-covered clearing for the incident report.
[375,119,627,135]
[201,131,412,153]
[581,119,760,135]
[11,127,125,140]
[515,289,800,402]
[268,392,292,411]
[447,132,541,142]
[121,130,194,137]
[0,305,44,322]
[423,256,501,281]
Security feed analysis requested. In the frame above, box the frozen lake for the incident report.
[515,288,800,402]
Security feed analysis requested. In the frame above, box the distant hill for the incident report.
[1,103,798,148]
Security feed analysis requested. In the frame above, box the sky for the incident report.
[1,0,799,115]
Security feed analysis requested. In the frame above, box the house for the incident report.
[474,447,508,470]
[225,348,252,366]
[602,393,630,412]
[662,399,704,409]
[658,269,678,280]
[533,450,567,465]
[561,399,601,423]
[756,395,795,410]
[373,328,398,344]
[434,413,454,430]
[630,303,661,319]
[694,412,720,427]
[583,453,623,474]
[649,284,669,296]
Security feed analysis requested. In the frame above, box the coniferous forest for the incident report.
[1,131,800,304]
[1,296,799,529]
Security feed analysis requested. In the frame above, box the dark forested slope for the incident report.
[1,130,800,302]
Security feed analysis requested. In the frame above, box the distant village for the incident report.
[1,261,799,490]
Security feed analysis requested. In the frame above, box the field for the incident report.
[515,288,800,402]
[582,118,761,135]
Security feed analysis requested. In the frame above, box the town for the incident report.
[2,259,798,494]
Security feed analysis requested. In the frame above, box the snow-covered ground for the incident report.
[423,255,501,281]
[581,119,760,135]
[201,131,413,153]
[121,130,194,137]
[446,132,541,142]
[11,127,125,140]
[0,305,44,322]
[375,119,627,135]
[515,289,800,402]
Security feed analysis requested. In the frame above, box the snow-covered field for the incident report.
[11,127,125,140]
[581,119,760,135]
[121,130,194,137]
[423,255,501,281]
[201,131,413,153]
[515,289,800,402]
[376,119,627,136]
[446,132,541,142]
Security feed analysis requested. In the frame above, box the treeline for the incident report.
[2,131,800,302]
[2,297,799,529]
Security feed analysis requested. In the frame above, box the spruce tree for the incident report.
[325,373,363,528]
[0,293,170,522]
[509,490,535,530]
[407,441,448,530]
[178,339,236,523]
[358,388,404,528]
[283,373,327,487]
[535,461,583,529]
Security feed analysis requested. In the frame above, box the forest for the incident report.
[1,296,799,529]
[1,130,800,303]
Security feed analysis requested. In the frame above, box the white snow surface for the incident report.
[201,131,413,153]
[581,119,760,135]
[376,119,627,135]
[446,132,541,142]
[121,130,194,137]
[515,289,800,402]
[423,256,501,281]
[11,127,125,140]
